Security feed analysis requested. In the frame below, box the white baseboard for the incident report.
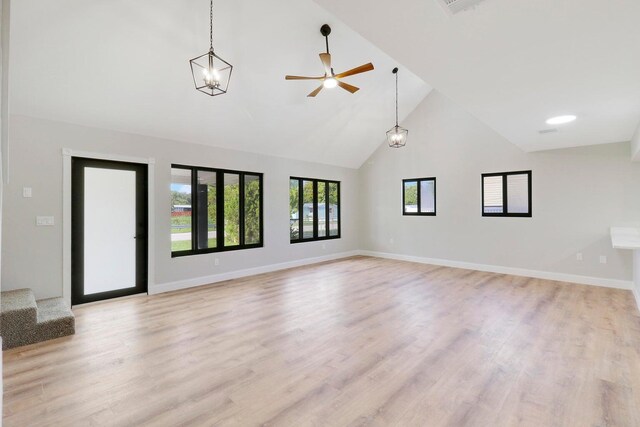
[633,287,640,312]
[360,250,633,290]
[151,248,635,298]
[150,250,361,295]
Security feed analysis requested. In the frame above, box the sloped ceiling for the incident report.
[8,0,431,169]
[314,0,640,153]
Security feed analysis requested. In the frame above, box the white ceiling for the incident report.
[8,0,431,169]
[314,0,640,153]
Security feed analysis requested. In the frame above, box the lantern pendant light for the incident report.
[189,0,233,97]
[387,67,408,148]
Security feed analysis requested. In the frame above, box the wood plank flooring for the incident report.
[3,256,640,426]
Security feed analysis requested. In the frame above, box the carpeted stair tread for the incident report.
[37,298,74,324]
[1,288,37,314]
[1,289,75,350]
[1,289,38,336]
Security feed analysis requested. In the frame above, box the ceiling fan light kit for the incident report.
[387,67,408,148]
[285,24,375,97]
[189,0,233,97]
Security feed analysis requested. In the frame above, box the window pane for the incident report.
[290,179,299,241]
[329,182,339,236]
[404,181,418,213]
[171,168,192,252]
[302,180,314,239]
[224,173,240,246]
[507,174,529,214]
[318,181,327,237]
[196,171,217,250]
[420,180,435,213]
[244,175,261,245]
[483,176,503,214]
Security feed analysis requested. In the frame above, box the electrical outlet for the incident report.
[599,255,607,264]
[389,238,394,245]
[576,253,583,261]
[23,187,32,198]
[214,258,219,266]
[322,243,326,250]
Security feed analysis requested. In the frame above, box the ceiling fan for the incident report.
[285,24,375,97]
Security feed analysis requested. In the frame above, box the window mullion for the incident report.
[259,175,264,245]
[239,174,245,246]
[216,171,224,248]
[313,180,318,239]
[325,181,330,238]
[433,178,437,214]
[298,179,303,241]
[502,174,508,215]
[337,182,341,237]
[417,180,422,214]
[191,168,198,252]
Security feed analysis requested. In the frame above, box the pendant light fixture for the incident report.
[387,67,408,148]
[189,0,233,97]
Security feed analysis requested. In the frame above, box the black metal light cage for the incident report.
[387,125,409,149]
[189,0,233,97]
[189,50,233,97]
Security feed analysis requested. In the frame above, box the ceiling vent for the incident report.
[437,0,486,15]
[539,128,558,135]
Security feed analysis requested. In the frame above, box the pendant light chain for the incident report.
[395,70,399,127]
[209,0,214,51]
[386,67,407,148]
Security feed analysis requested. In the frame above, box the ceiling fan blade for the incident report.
[337,80,360,94]
[334,63,374,79]
[319,53,332,75]
[285,75,324,80]
[307,84,324,97]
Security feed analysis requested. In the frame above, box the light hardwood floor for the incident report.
[3,256,640,426]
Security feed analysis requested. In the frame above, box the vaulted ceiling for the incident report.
[10,0,640,168]
[314,0,640,154]
[8,0,431,169]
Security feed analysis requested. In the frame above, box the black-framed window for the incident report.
[171,165,263,256]
[482,170,531,217]
[290,177,340,243]
[403,178,436,216]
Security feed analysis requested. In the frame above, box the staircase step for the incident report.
[1,290,75,350]
[35,298,75,342]
[37,297,74,324]
[1,289,39,349]
[1,288,37,315]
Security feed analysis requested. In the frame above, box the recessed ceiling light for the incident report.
[546,115,577,125]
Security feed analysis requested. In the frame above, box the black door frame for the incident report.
[71,157,149,305]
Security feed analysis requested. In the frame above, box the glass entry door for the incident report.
[72,158,148,305]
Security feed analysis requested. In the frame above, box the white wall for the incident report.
[359,91,640,285]
[635,251,640,308]
[4,91,640,301]
[1,115,360,299]
[632,123,640,161]
[0,0,7,422]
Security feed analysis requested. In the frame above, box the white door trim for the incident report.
[62,148,155,307]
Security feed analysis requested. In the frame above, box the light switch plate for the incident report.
[36,216,54,226]
[23,187,32,198]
